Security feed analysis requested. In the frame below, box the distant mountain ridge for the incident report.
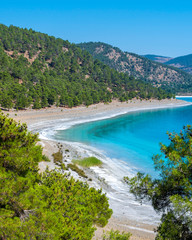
[165,54,192,75]
[143,54,173,63]
[77,42,192,94]
[144,53,192,75]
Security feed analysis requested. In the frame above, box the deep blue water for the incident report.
[54,98,192,176]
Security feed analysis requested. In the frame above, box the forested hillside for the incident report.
[78,42,192,94]
[0,24,172,110]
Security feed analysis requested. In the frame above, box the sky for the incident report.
[1,0,192,58]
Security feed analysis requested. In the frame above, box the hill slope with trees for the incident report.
[0,24,172,110]
[77,42,192,94]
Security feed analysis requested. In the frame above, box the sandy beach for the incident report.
[6,99,190,127]
[4,99,192,240]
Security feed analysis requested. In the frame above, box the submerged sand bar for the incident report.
[5,99,192,240]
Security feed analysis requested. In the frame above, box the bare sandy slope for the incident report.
[4,99,191,240]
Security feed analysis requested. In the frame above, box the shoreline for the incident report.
[5,99,192,240]
[6,98,191,130]
[176,95,192,97]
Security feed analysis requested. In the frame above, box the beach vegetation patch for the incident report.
[52,150,63,165]
[67,163,88,178]
[72,157,102,168]
[102,229,131,240]
[60,163,68,170]
[42,154,50,162]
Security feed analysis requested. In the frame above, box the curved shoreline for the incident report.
[5,99,192,240]
[7,98,192,132]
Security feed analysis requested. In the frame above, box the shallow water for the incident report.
[54,98,192,176]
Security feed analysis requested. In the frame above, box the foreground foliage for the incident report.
[0,112,112,239]
[124,125,192,240]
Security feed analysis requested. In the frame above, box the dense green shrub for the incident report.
[0,112,112,239]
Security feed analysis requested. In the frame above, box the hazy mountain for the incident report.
[144,53,192,75]
[143,54,173,63]
[164,54,192,75]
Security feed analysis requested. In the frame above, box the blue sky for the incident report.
[1,0,192,57]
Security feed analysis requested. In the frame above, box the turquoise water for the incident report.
[54,98,192,176]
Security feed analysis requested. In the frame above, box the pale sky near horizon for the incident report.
[1,0,192,58]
